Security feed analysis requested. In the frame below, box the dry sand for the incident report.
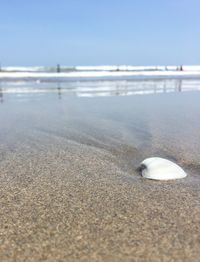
[0,132,200,262]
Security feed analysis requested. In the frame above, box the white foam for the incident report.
[140,157,187,180]
[1,70,200,79]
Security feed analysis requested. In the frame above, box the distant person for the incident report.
[57,64,61,73]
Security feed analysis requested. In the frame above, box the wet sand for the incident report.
[0,81,200,261]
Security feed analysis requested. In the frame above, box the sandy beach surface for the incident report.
[0,80,200,261]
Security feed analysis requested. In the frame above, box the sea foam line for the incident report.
[1,70,200,79]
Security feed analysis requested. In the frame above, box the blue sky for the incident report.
[0,0,199,66]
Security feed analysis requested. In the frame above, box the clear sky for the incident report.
[0,0,199,66]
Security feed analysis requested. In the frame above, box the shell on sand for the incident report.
[140,157,187,180]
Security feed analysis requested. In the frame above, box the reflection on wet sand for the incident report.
[1,79,200,99]
[0,88,3,103]
[57,82,62,99]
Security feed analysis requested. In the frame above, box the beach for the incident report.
[0,79,200,261]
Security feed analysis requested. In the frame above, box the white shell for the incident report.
[140,157,187,180]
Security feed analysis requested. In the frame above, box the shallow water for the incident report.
[0,79,200,168]
[0,78,200,178]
